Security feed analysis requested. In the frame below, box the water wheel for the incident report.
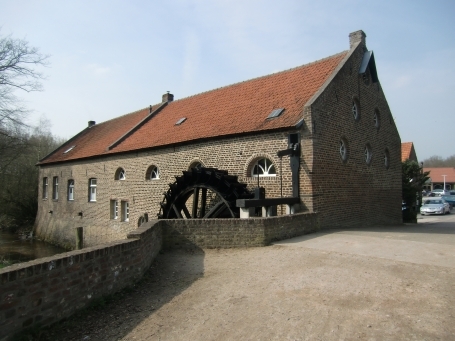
[158,167,252,219]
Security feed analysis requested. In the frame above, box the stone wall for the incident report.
[306,41,402,228]
[162,212,319,249]
[0,222,162,340]
[35,131,309,249]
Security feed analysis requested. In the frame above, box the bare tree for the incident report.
[0,31,50,230]
[0,30,49,135]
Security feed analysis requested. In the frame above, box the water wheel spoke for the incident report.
[200,188,207,218]
[203,201,225,218]
[182,204,191,219]
[172,205,183,218]
[192,187,200,218]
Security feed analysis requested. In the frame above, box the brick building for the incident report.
[35,30,402,249]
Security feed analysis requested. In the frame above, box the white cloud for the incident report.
[87,63,111,76]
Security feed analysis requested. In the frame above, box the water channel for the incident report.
[0,230,68,268]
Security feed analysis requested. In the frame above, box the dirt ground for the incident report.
[38,215,455,341]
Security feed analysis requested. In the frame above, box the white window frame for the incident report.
[121,201,129,222]
[52,176,59,200]
[110,200,119,219]
[89,178,97,202]
[43,177,48,199]
[251,158,276,177]
[68,180,75,201]
[148,166,160,180]
[116,168,126,180]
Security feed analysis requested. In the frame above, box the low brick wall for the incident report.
[0,213,319,340]
[162,212,319,249]
[0,221,162,340]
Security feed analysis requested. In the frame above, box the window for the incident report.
[251,158,276,177]
[121,201,129,222]
[374,110,380,129]
[267,108,284,119]
[146,165,160,180]
[189,162,203,170]
[339,139,348,162]
[42,177,48,199]
[110,200,119,219]
[352,99,360,121]
[364,144,372,165]
[68,180,75,201]
[52,177,59,200]
[89,178,97,202]
[115,168,126,180]
[384,149,390,169]
[175,117,187,125]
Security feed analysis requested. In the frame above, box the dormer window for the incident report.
[267,108,284,119]
[175,117,187,125]
[63,145,75,154]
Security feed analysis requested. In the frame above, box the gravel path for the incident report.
[37,216,455,341]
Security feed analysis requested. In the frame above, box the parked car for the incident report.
[441,195,455,209]
[431,189,445,196]
[420,199,451,215]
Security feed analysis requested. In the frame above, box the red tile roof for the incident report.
[39,51,348,165]
[423,168,455,184]
[401,142,417,162]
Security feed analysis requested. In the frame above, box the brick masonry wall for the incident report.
[0,222,162,340]
[162,212,319,249]
[306,42,402,228]
[36,131,310,248]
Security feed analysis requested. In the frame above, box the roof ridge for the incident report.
[170,50,348,104]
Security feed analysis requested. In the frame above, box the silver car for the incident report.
[420,199,451,215]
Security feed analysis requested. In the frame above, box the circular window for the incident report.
[339,139,348,162]
[364,144,372,165]
[115,168,126,180]
[146,165,160,180]
[352,100,360,121]
[374,109,380,129]
[251,158,276,177]
[384,149,390,169]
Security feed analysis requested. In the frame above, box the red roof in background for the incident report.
[401,142,417,162]
[424,168,455,183]
[39,51,348,165]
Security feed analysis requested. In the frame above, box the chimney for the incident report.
[349,30,366,49]
[162,91,174,103]
[88,121,96,128]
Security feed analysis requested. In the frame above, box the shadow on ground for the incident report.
[16,247,205,341]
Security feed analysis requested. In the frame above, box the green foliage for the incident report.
[402,160,430,222]
[420,154,455,167]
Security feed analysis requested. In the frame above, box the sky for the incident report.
[0,0,454,161]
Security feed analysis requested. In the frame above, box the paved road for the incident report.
[275,213,455,268]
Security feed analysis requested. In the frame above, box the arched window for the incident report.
[251,158,276,177]
[146,165,160,180]
[115,168,126,180]
[189,161,203,170]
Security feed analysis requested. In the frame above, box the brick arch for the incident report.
[188,158,205,170]
[243,153,280,178]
